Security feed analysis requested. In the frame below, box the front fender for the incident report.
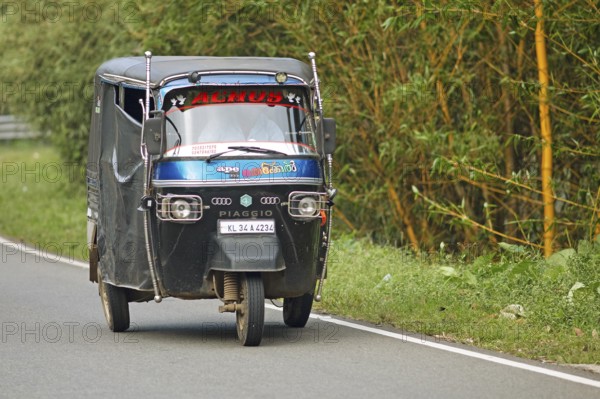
[207,234,285,273]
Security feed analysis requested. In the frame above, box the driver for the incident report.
[238,105,285,142]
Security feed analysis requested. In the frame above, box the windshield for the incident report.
[161,86,316,157]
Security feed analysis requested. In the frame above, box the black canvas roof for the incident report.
[96,56,313,87]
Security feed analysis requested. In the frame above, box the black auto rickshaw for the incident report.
[87,52,336,345]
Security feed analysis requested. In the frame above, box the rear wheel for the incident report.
[98,271,130,332]
[283,291,314,328]
[236,273,264,346]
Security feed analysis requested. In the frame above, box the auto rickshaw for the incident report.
[87,52,336,346]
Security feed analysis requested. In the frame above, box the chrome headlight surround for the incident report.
[156,194,203,222]
[287,191,326,220]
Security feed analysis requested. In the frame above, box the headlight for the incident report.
[288,191,326,219]
[157,194,203,222]
[298,196,317,216]
[171,199,191,219]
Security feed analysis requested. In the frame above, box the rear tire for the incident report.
[236,273,264,346]
[98,273,130,332]
[283,291,314,328]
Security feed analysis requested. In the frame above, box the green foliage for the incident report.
[0,141,86,246]
[0,0,598,250]
[0,1,141,165]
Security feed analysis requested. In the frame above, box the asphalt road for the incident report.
[1,240,599,398]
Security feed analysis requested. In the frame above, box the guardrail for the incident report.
[0,115,39,140]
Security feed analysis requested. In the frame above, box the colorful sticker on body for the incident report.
[242,160,297,178]
[216,165,240,179]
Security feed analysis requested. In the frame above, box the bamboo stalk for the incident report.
[534,0,555,257]
[497,23,518,238]
[386,179,420,252]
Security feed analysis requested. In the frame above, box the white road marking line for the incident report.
[3,235,598,388]
[265,304,600,389]
[0,235,88,269]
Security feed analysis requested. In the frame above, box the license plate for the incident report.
[218,219,275,234]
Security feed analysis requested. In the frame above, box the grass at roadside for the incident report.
[1,141,598,364]
[321,237,600,364]
[0,141,87,254]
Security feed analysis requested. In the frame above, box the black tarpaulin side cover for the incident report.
[95,82,152,290]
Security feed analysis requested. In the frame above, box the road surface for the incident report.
[1,239,599,398]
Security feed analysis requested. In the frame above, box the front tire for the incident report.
[283,291,314,328]
[98,273,130,332]
[236,273,264,346]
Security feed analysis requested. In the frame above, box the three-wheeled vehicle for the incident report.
[87,52,336,345]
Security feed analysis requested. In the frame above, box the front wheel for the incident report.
[99,274,130,332]
[236,273,264,346]
[283,291,314,328]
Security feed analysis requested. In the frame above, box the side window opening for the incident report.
[116,85,154,123]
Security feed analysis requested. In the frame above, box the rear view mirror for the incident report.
[323,118,336,155]
[143,111,166,156]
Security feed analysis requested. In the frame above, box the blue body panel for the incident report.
[154,158,322,185]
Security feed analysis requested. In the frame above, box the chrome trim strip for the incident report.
[160,71,309,87]
[102,73,149,87]
[152,178,322,188]
[102,71,309,88]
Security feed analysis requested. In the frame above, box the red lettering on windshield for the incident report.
[227,91,246,102]
[188,90,289,105]
[248,91,266,102]
[267,91,283,103]
[211,92,226,103]
[191,92,208,104]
